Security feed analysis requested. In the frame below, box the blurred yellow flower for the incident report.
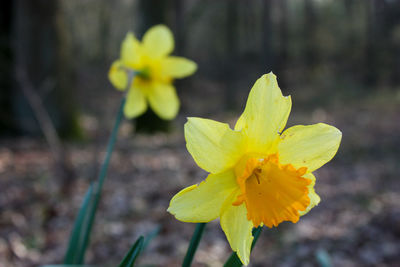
[168,73,342,265]
[108,25,197,120]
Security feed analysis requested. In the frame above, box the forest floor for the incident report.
[1,74,400,267]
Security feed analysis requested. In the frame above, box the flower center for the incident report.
[137,66,151,80]
[233,154,311,228]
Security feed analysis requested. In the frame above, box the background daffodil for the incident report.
[168,73,342,265]
[108,25,197,120]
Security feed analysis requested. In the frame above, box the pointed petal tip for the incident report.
[123,31,138,44]
[150,24,169,31]
[256,72,278,89]
[262,71,277,80]
[186,116,197,122]
[237,252,250,266]
[184,117,196,127]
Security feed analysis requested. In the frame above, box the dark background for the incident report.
[0,0,399,266]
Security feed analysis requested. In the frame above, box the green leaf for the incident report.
[64,184,96,264]
[143,225,161,250]
[64,94,129,264]
[223,252,242,267]
[315,249,332,267]
[223,226,263,267]
[118,236,144,267]
[182,223,206,267]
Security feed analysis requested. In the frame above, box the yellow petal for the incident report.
[235,73,292,155]
[167,169,237,222]
[278,123,342,172]
[124,85,147,119]
[185,117,244,174]
[142,25,174,58]
[299,173,321,216]
[147,82,179,120]
[220,190,254,265]
[108,60,128,91]
[160,56,197,79]
[121,32,141,66]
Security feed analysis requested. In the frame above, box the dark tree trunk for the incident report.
[364,0,387,87]
[174,0,185,56]
[12,0,79,138]
[0,1,14,134]
[99,0,111,62]
[344,0,354,16]
[261,0,274,71]
[304,0,317,69]
[10,0,77,197]
[276,0,289,87]
[224,0,239,110]
[138,0,168,36]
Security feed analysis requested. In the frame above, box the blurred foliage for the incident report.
[118,236,144,267]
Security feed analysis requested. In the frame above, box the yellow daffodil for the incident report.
[108,25,197,120]
[168,73,342,265]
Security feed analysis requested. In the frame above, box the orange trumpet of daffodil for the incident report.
[108,25,197,120]
[168,73,342,265]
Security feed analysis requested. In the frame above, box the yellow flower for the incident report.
[168,73,341,265]
[108,25,197,120]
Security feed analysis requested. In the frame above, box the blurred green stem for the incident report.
[64,71,135,264]
[85,71,136,253]
[93,71,135,203]
[223,226,263,267]
[182,223,206,267]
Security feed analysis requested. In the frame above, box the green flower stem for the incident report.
[64,71,135,264]
[182,223,207,267]
[86,71,136,250]
[94,71,135,195]
[223,226,263,267]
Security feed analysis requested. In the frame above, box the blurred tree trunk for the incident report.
[276,0,288,87]
[261,0,274,71]
[364,1,376,85]
[344,0,354,16]
[364,0,386,87]
[304,0,317,69]
[224,0,239,110]
[0,1,14,134]
[174,0,184,56]
[138,0,168,36]
[12,0,76,195]
[173,0,195,119]
[12,0,80,138]
[341,0,358,80]
[387,1,400,86]
[99,0,111,62]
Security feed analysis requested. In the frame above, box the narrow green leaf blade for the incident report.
[223,253,242,267]
[143,225,161,250]
[64,184,95,264]
[316,249,333,267]
[182,223,206,267]
[118,236,145,267]
[63,94,128,264]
